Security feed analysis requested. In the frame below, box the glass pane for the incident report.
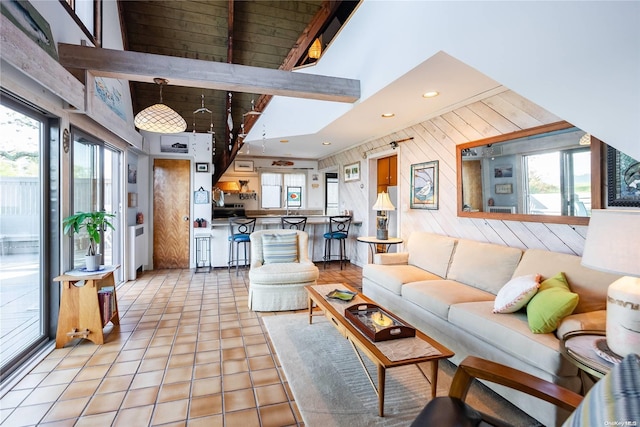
[0,104,44,370]
[568,149,591,216]
[525,152,561,215]
[72,135,98,268]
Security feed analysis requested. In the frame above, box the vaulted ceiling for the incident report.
[119,0,358,179]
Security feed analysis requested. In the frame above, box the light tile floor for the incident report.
[0,262,363,427]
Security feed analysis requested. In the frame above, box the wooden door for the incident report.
[462,160,483,211]
[153,159,191,268]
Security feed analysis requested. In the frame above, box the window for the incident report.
[71,128,122,280]
[523,147,591,216]
[260,172,306,209]
[62,0,101,45]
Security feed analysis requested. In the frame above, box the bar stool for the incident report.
[323,215,352,270]
[228,217,256,275]
[281,216,307,231]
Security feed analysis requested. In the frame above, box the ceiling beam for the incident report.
[58,43,360,103]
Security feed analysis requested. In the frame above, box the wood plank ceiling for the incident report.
[119,0,356,180]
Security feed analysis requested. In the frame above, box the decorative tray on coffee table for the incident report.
[345,303,416,342]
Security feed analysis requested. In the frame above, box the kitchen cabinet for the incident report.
[377,155,397,193]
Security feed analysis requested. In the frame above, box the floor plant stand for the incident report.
[54,265,120,348]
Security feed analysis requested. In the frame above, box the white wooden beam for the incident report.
[1,15,85,110]
[58,43,360,103]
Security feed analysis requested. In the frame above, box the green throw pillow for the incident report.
[262,233,298,264]
[526,272,579,334]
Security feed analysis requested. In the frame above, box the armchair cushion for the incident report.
[262,232,298,264]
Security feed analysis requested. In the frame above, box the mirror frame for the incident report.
[456,121,603,226]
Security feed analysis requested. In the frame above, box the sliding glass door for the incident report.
[71,129,122,281]
[0,97,52,380]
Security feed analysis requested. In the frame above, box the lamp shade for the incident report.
[372,192,396,211]
[134,103,187,134]
[216,181,241,193]
[308,38,322,59]
[581,209,640,277]
[581,209,640,358]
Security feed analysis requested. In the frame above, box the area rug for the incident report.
[262,313,434,427]
[263,313,544,427]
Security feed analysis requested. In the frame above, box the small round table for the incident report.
[357,236,403,260]
[560,330,618,380]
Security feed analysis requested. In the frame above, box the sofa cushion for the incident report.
[447,239,523,295]
[406,232,457,278]
[402,280,495,320]
[527,272,579,334]
[362,264,441,296]
[493,274,541,314]
[448,301,578,377]
[513,249,621,314]
[262,232,298,264]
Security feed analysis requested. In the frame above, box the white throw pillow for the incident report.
[493,274,541,314]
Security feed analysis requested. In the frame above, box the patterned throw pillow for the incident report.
[493,274,541,313]
[526,272,579,333]
[262,233,298,264]
[562,354,640,426]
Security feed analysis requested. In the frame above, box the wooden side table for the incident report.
[54,266,120,348]
[560,330,616,381]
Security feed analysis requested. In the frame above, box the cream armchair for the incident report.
[248,229,319,311]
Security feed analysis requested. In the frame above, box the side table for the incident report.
[357,236,403,261]
[54,266,120,348]
[560,330,617,381]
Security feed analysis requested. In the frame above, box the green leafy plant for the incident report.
[63,211,115,256]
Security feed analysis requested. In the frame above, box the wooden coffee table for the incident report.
[306,283,454,417]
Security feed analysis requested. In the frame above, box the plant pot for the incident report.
[85,255,101,272]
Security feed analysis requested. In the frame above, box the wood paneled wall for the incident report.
[320,89,594,266]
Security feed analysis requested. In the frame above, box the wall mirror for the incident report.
[456,121,602,225]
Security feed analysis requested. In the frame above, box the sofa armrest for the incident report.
[373,252,409,265]
[556,310,606,339]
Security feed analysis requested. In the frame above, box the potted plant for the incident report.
[63,211,115,271]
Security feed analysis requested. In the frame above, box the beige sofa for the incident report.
[362,231,620,427]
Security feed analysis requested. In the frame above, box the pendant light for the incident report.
[134,78,187,134]
[308,37,322,60]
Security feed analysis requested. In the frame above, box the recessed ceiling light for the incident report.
[422,91,439,98]
[322,142,331,145]
[280,139,289,143]
[381,113,395,118]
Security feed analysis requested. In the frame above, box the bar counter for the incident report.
[206,215,362,267]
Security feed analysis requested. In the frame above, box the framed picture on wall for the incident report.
[195,162,209,173]
[410,160,439,209]
[607,145,640,207]
[344,161,360,182]
[494,164,513,178]
[127,163,137,183]
[495,183,513,194]
[287,186,302,207]
[234,160,254,172]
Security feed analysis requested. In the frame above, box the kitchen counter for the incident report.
[207,215,362,266]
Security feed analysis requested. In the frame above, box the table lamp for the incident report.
[372,192,395,240]
[581,209,640,357]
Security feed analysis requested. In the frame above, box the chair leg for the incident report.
[339,238,344,270]
[228,240,232,273]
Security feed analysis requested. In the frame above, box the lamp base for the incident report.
[376,229,388,240]
[606,276,640,358]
